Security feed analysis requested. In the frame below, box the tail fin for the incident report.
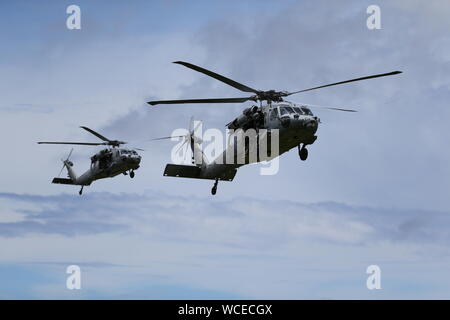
[151,117,209,167]
[56,149,77,183]
[63,159,77,181]
[189,118,209,167]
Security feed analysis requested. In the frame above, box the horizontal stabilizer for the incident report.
[164,164,201,179]
[164,164,236,181]
[52,178,74,185]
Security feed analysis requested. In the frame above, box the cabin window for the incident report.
[269,108,278,121]
[279,106,290,116]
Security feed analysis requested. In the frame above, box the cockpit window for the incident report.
[293,107,304,114]
[279,106,295,116]
[121,150,138,155]
[279,107,289,116]
[285,106,295,114]
[301,107,313,115]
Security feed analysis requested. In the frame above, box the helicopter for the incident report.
[148,61,402,195]
[38,126,142,195]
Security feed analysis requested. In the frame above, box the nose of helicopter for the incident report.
[304,117,319,130]
[290,115,319,131]
[123,154,141,165]
[132,155,142,165]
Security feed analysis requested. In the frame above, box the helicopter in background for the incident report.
[38,126,142,195]
[148,61,402,195]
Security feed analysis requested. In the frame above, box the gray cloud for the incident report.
[1,192,450,250]
[0,193,129,237]
[2,191,450,298]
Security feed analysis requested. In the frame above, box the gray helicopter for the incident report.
[148,61,402,195]
[38,126,142,195]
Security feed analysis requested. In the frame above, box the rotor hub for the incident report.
[254,90,288,103]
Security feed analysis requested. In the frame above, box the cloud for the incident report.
[0,193,403,242]
[1,191,450,298]
[2,191,450,253]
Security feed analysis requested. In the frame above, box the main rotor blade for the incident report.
[147,97,254,106]
[149,135,185,141]
[67,148,74,160]
[173,61,259,94]
[80,126,111,142]
[58,163,65,177]
[38,142,104,146]
[287,71,402,96]
[297,103,357,112]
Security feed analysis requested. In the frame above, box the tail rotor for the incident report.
[58,148,74,177]
[150,116,203,164]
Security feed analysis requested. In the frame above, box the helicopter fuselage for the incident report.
[199,101,319,178]
[63,148,141,186]
[39,125,143,195]
[164,101,319,183]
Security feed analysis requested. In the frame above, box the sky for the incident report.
[0,0,450,299]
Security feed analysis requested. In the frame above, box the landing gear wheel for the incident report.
[211,179,218,195]
[79,186,83,196]
[299,146,308,161]
[130,170,135,178]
